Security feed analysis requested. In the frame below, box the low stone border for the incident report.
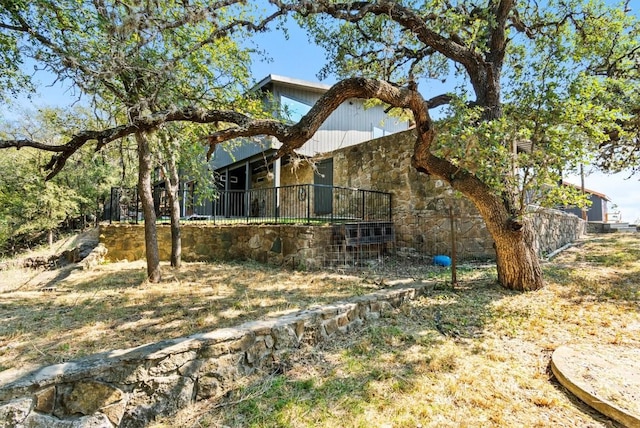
[0,282,430,428]
[551,344,640,428]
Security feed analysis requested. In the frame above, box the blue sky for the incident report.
[2,14,639,224]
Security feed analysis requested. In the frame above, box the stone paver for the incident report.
[551,344,640,428]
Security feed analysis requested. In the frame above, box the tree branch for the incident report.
[206,77,432,160]
[0,107,254,180]
[269,0,482,74]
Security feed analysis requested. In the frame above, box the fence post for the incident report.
[449,206,458,286]
[361,190,366,221]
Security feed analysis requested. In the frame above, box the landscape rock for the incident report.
[0,397,32,427]
[64,381,125,416]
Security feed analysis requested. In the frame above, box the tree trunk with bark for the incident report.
[413,147,545,292]
[492,221,543,291]
[473,199,544,291]
[135,131,161,282]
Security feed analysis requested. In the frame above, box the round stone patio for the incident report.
[551,343,640,427]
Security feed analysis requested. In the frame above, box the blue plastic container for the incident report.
[432,255,452,267]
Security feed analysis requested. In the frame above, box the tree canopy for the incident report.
[0,0,278,279]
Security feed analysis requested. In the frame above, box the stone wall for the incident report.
[0,283,429,428]
[329,130,585,259]
[100,223,333,269]
[529,206,587,257]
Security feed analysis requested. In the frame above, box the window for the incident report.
[280,95,311,123]
[373,126,391,139]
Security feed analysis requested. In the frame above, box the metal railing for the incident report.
[106,184,392,225]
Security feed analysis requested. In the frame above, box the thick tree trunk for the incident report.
[136,131,161,283]
[488,214,544,291]
[454,181,544,291]
[413,150,544,291]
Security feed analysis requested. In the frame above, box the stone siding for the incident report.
[0,283,429,428]
[100,223,333,269]
[329,130,585,259]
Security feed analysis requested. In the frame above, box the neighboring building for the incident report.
[561,181,611,222]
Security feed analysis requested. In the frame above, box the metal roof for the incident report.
[252,74,332,93]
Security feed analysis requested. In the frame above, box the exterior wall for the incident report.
[271,82,409,157]
[0,283,430,428]
[331,131,495,259]
[329,130,585,260]
[279,158,315,187]
[215,130,585,261]
[100,224,333,269]
[529,206,587,256]
[564,194,607,222]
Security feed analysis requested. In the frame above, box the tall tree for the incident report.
[0,0,279,281]
[0,106,131,254]
[581,3,640,176]
[205,0,636,291]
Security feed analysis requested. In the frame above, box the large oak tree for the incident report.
[1,0,636,291]
[205,0,637,291]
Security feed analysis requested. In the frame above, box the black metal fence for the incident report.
[106,184,392,225]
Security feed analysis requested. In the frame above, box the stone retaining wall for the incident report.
[101,207,584,267]
[529,206,586,257]
[0,283,429,428]
[100,223,333,269]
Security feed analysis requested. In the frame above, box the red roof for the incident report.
[562,181,611,201]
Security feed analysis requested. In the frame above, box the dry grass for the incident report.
[0,247,380,375]
[153,234,639,428]
[1,232,639,428]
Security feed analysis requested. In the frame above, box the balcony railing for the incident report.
[106,184,392,225]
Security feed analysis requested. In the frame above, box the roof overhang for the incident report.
[252,74,332,94]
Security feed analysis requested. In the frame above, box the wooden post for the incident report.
[449,206,458,286]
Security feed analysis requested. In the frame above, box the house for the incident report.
[110,117,585,265]
[110,75,584,265]
[561,181,611,222]
[179,74,410,218]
